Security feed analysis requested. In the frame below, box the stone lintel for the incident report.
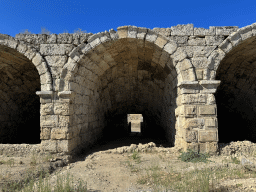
[177,81,199,94]
[199,80,221,93]
[58,91,76,102]
[36,91,54,103]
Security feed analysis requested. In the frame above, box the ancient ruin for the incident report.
[0,23,256,163]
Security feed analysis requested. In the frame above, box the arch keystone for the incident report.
[137,27,148,39]
[127,26,138,38]
[145,29,157,43]
[117,26,128,38]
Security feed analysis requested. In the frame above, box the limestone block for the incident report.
[171,24,194,36]
[17,43,28,54]
[177,81,199,94]
[196,69,203,80]
[205,36,225,46]
[40,44,74,56]
[179,105,197,117]
[40,115,58,128]
[127,26,138,38]
[40,103,54,115]
[185,130,198,143]
[237,25,252,41]
[155,36,168,48]
[218,38,233,53]
[51,128,68,140]
[40,128,51,140]
[181,68,196,81]
[216,26,239,35]
[24,47,36,60]
[117,26,128,38]
[194,27,215,36]
[37,62,48,75]
[45,56,68,69]
[183,46,216,58]
[136,27,147,40]
[170,47,187,63]
[252,23,256,36]
[72,33,80,45]
[181,94,206,104]
[188,36,206,46]
[198,130,218,142]
[54,103,72,115]
[6,39,18,49]
[145,29,158,43]
[199,80,221,94]
[191,57,208,68]
[184,118,204,129]
[205,117,217,127]
[57,34,73,44]
[178,59,193,71]
[80,44,92,54]
[46,34,57,43]
[40,140,57,153]
[207,94,216,105]
[199,105,216,115]
[206,49,226,71]
[169,36,188,44]
[39,72,52,85]
[89,38,101,49]
[100,31,111,44]
[229,32,242,47]
[109,29,119,40]
[59,115,73,127]
[57,139,73,153]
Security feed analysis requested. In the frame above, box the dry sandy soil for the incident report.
[1,136,256,192]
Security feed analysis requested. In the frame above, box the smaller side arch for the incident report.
[206,23,256,80]
[0,34,53,91]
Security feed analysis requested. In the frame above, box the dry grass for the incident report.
[1,146,256,192]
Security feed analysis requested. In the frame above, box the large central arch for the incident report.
[58,26,196,154]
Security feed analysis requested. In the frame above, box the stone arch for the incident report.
[207,22,256,143]
[60,26,196,92]
[0,34,53,91]
[0,34,53,144]
[58,26,197,152]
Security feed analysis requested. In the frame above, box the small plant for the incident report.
[178,148,213,163]
[130,150,141,163]
[39,27,52,35]
[19,29,33,35]
[74,28,87,34]
[7,158,15,167]
[231,156,240,164]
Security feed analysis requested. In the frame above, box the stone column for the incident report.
[175,80,221,155]
[36,90,77,157]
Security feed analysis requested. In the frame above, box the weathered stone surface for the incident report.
[2,22,256,161]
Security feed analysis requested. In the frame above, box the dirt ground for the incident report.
[1,136,256,192]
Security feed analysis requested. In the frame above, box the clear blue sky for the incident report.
[0,0,256,37]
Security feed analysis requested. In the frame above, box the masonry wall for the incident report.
[1,23,256,162]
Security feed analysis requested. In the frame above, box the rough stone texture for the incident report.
[2,23,256,163]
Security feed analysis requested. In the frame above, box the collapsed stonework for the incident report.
[0,23,256,163]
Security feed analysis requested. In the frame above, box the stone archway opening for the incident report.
[215,35,256,143]
[73,36,178,151]
[0,45,41,144]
